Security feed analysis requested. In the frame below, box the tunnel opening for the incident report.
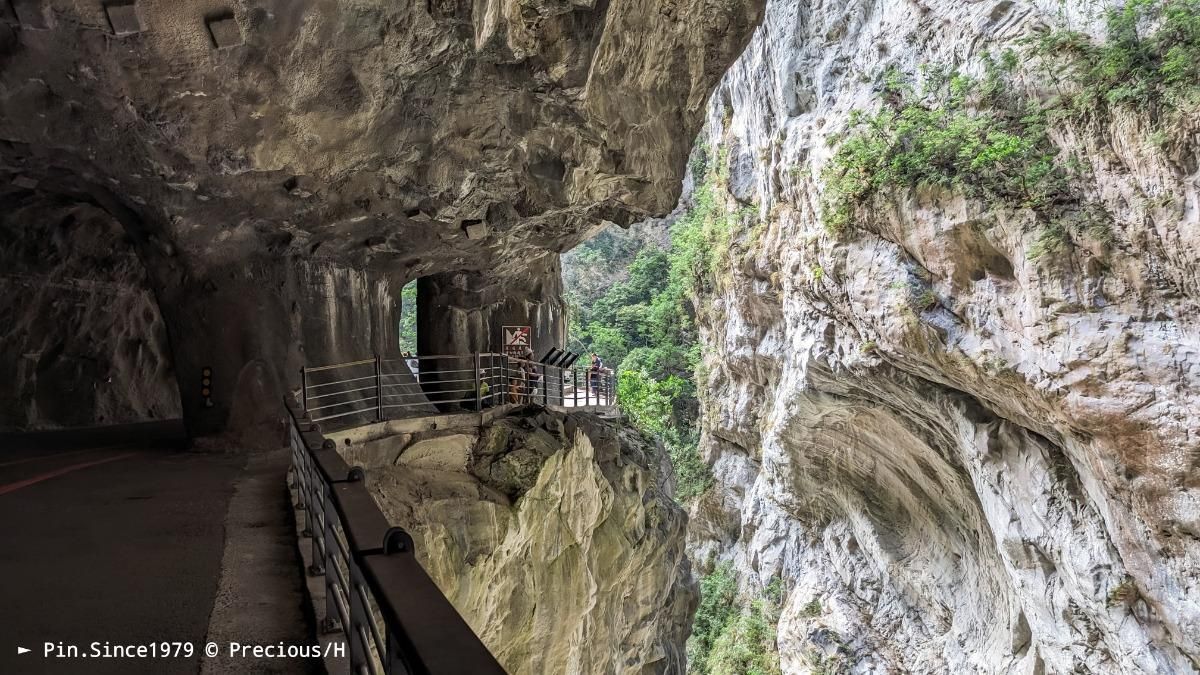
[398,279,418,354]
[0,188,183,432]
[412,272,486,412]
[408,264,567,413]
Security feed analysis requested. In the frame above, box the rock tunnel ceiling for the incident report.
[0,0,764,276]
[0,0,765,433]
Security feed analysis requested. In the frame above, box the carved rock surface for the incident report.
[0,194,181,429]
[0,0,763,435]
[361,410,696,674]
[0,0,764,274]
[684,0,1200,672]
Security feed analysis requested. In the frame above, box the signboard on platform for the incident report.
[503,325,531,358]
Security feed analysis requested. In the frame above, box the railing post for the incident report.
[348,560,371,673]
[299,453,312,538]
[474,352,482,411]
[307,468,320,571]
[301,367,308,413]
[291,433,306,510]
[321,489,339,634]
[572,369,578,407]
[374,354,383,422]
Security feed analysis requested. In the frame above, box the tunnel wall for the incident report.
[0,183,563,443]
[0,184,407,444]
[415,254,566,359]
[153,255,405,446]
[0,194,181,431]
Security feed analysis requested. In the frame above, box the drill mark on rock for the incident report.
[10,0,51,30]
[206,12,241,49]
[104,1,141,37]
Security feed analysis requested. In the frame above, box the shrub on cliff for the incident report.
[1031,0,1200,122]
[820,62,1076,237]
[618,369,710,501]
[688,564,783,675]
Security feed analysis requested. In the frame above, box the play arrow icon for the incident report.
[17,646,30,655]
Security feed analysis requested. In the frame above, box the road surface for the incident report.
[0,422,315,674]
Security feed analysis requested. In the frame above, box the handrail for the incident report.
[304,358,378,373]
[286,395,507,674]
[301,352,617,426]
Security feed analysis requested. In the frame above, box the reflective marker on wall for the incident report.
[202,367,214,408]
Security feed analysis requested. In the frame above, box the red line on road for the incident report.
[0,452,140,496]
[0,445,120,467]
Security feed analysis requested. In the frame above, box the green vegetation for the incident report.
[820,54,1134,263]
[914,289,938,310]
[707,600,782,675]
[800,597,823,619]
[619,369,710,501]
[567,147,749,503]
[1107,577,1138,607]
[398,280,417,352]
[688,563,738,672]
[1031,0,1200,123]
[804,640,848,675]
[566,224,708,501]
[567,223,709,499]
[688,564,782,675]
[671,150,740,295]
[1026,221,1069,262]
[690,141,712,178]
[820,60,1077,238]
[822,1,1200,251]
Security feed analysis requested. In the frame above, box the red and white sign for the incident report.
[503,325,531,357]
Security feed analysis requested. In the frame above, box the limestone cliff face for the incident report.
[354,410,695,674]
[683,0,1200,672]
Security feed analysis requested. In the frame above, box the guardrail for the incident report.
[301,353,616,426]
[286,395,507,675]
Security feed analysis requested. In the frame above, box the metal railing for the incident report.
[287,395,507,675]
[301,353,617,425]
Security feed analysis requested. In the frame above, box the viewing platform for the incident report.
[287,351,620,674]
[299,352,618,429]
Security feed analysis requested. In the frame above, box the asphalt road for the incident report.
[0,422,244,674]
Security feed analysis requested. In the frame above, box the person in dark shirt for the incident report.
[522,350,540,404]
[588,353,604,400]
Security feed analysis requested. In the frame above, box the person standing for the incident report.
[522,350,540,404]
[472,370,491,410]
[588,353,604,402]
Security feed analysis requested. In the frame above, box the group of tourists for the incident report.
[475,351,611,407]
[403,348,610,409]
[493,349,538,405]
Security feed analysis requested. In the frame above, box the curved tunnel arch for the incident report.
[0,185,182,431]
